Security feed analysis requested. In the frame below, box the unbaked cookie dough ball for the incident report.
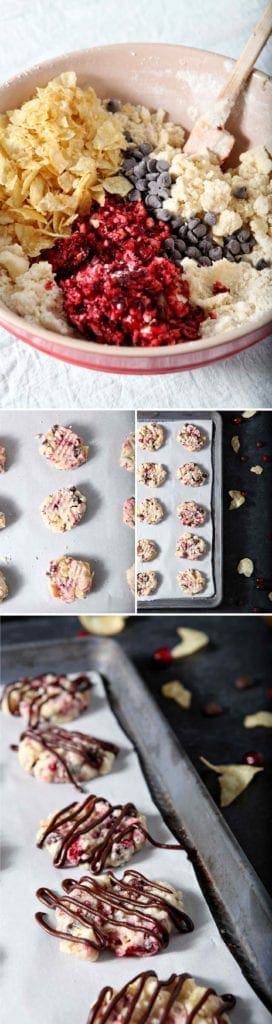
[122,496,135,528]
[137,571,158,597]
[38,424,89,470]
[177,463,207,486]
[176,500,206,527]
[177,569,206,595]
[0,570,8,602]
[47,557,94,603]
[137,539,158,562]
[175,533,207,560]
[40,487,86,532]
[120,433,135,472]
[177,423,207,451]
[137,422,164,451]
[137,463,167,487]
[137,497,164,524]
[126,563,136,594]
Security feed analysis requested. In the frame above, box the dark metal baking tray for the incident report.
[136,411,222,610]
[1,635,271,1012]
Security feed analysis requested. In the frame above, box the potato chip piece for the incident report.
[237,557,254,577]
[172,627,209,659]
[244,711,272,728]
[161,680,192,709]
[103,175,132,196]
[242,411,257,418]
[231,435,240,453]
[78,615,125,636]
[200,757,263,807]
[228,490,245,510]
[250,465,263,475]
[268,592,272,602]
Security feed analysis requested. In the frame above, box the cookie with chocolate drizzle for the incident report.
[35,868,194,959]
[86,971,235,1023]
[13,725,119,790]
[1,673,91,726]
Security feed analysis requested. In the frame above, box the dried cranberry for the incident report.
[267,688,272,700]
[202,701,224,716]
[44,280,54,290]
[256,441,265,448]
[234,674,254,690]
[232,415,242,424]
[242,751,264,767]
[255,577,265,591]
[212,281,230,294]
[153,646,173,664]
[261,454,272,463]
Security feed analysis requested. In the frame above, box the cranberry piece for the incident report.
[267,688,272,699]
[256,441,265,448]
[232,415,242,424]
[242,751,264,767]
[261,454,271,463]
[240,455,249,462]
[255,577,265,591]
[202,701,224,716]
[212,281,230,294]
[77,629,89,638]
[44,280,54,290]
[153,646,173,664]
[234,674,254,690]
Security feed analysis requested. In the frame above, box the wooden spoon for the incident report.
[184,1,272,161]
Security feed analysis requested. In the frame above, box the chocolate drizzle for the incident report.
[15,725,119,791]
[87,971,235,1023]
[35,868,194,957]
[1,673,91,726]
[37,793,196,872]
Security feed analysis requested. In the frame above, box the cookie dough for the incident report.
[40,487,86,532]
[137,422,164,451]
[38,424,89,469]
[1,673,91,725]
[177,423,207,451]
[16,725,118,789]
[137,462,167,487]
[176,500,206,527]
[0,512,6,529]
[87,971,235,1023]
[47,556,94,603]
[36,793,147,871]
[120,433,135,472]
[137,497,164,524]
[122,496,135,528]
[35,869,192,961]
[0,445,6,473]
[0,570,8,602]
[175,533,207,560]
[137,539,158,562]
[177,569,206,595]
[177,463,207,486]
[126,563,136,594]
[137,571,158,597]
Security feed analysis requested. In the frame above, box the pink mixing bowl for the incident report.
[0,42,271,374]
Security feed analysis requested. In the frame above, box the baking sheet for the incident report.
[136,412,222,610]
[1,642,271,1024]
[0,410,135,613]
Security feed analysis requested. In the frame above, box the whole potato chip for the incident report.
[237,558,254,577]
[242,410,257,418]
[161,680,192,709]
[172,627,209,659]
[250,465,263,475]
[244,711,272,728]
[231,435,240,453]
[200,757,263,807]
[228,490,245,510]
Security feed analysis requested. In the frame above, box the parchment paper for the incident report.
[1,670,270,1024]
[0,410,135,613]
[136,417,215,603]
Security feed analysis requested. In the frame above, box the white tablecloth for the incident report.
[0,0,271,410]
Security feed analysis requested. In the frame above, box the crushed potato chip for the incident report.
[237,557,254,577]
[242,411,257,418]
[78,615,125,635]
[172,627,209,659]
[200,757,263,807]
[268,592,272,602]
[244,711,272,728]
[228,490,246,510]
[250,465,264,475]
[231,435,240,453]
[161,680,192,709]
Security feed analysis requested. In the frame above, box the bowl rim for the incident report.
[0,41,271,359]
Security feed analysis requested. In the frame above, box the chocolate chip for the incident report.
[234,674,254,690]
[133,160,147,178]
[148,181,160,194]
[199,256,212,266]
[194,222,207,239]
[241,242,251,253]
[140,142,153,155]
[146,172,157,180]
[157,188,170,201]
[164,237,175,251]
[178,225,188,239]
[209,246,222,260]
[147,158,157,173]
[145,194,161,209]
[199,239,211,254]
[187,216,200,229]
[136,178,148,191]
[174,256,182,266]
[157,172,172,188]
[202,701,224,717]
[128,189,141,201]
[171,216,184,230]
[237,228,251,243]
[187,229,200,245]
[106,98,121,113]
[186,246,200,259]
[233,186,248,199]
[124,130,133,142]
[155,209,172,221]
[204,211,217,226]
[255,258,270,270]
[132,148,144,160]
[225,252,235,261]
[123,157,137,172]
[226,239,240,255]
[156,159,169,171]
[176,239,186,253]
